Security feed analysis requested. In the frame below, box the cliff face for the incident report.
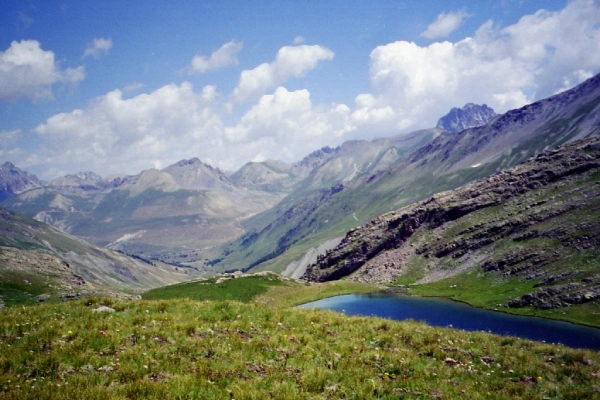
[303,136,600,310]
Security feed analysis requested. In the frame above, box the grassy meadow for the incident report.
[1,275,600,399]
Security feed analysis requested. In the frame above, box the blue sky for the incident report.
[1,0,599,180]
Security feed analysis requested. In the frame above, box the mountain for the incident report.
[0,206,192,306]
[211,128,438,274]
[230,159,304,193]
[230,147,345,193]
[1,158,284,267]
[50,171,103,187]
[0,162,44,201]
[302,136,600,313]
[436,103,497,133]
[163,158,235,192]
[211,74,600,276]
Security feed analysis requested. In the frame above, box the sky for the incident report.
[1,0,600,181]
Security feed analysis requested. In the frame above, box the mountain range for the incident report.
[303,136,600,312]
[2,74,600,281]
[212,73,600,277]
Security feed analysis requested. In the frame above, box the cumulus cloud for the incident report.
[26,83,351,178]
[232,44,334,102]
[0,40,85,101]
[32,82,224,177]
[421,10,470,39]
[188,40,243,74]
[358,0,600,133]
[223,87,353,166]
[82,38,113,59]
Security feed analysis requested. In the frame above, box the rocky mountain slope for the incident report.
[211,74,600,276]
[303,136,600,312]
[0,206,192,306]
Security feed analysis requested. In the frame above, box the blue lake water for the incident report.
[298,293,600,350]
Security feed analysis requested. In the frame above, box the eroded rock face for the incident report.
[505,283,600,309]
[302,137,600,309]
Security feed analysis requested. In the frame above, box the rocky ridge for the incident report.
[436,103,497,133]
[303,136,600,310]
[0,162,44,200]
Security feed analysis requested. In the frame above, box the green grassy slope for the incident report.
[1,277,599,399]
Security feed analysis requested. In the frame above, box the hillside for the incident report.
[0,207,192,307]
[303,136,600,324]
[1,279,599,399]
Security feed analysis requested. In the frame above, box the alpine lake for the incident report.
[298,293,600,350]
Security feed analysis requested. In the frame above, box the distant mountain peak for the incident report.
[163,157,234,191]
[436,103,497,133]
[173,157,203,167]
[0,162,44,196]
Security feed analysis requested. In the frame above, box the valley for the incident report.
[1,74,600,322]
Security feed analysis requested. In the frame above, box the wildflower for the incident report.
[98,330,106,335]
[289,335,296,342]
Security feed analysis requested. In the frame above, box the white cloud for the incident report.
[83,38,113,59]
[358,0,600,134]
[232,44,334,102]
[293,36,305,45]
[224,87,353,166]
[188,40,243,74]
[0,40,85,101]
[32,82,224,177]
[421,10,470,39]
